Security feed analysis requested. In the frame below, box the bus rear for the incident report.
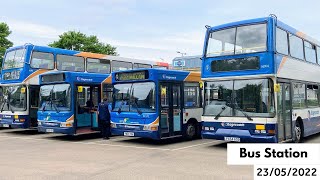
[201,17,277,143]
[111,69,202,140]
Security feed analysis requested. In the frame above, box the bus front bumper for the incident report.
[111,128,159,140]
[0,119,28,129]
[202,129,277,143]
[0,116,30,129]
[38,125,74,135]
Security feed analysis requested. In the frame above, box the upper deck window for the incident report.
[304,41,317,63]
[30,51,54,69]
[112,61,132,72]
[276,28,289,55]
[133,63,152,69]
[87,58,111,73]
[3,49,26,69]
[57,54,85,72]
[206,23,267,57]
[289,34,304,60]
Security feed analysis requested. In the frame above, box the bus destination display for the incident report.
[115,71,147,81]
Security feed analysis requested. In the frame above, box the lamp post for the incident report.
[176,51,186,57]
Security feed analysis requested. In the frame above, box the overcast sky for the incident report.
[1,0,320,63]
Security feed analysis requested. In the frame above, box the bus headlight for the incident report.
[38,121,42,126]
[143,125,158,131]
[60,122,73,127]
[110,123,117,128]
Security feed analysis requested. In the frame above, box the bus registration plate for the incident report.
[224,137,240,142]
[124,132,134,137]
[3,124,9,128]
[46,129,54,133]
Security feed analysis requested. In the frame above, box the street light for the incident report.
[176,51,186,57]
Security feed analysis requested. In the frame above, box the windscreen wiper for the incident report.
[233,104,252,121]
[214,106,226,120]
[52,100,60,113]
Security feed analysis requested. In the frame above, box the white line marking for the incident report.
[171,141,217,151]
[0,134,217,152]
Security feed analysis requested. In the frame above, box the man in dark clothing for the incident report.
[98,98,111,140]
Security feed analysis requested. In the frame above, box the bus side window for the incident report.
[160,85,169,107]
[293,83,306,109]
[184,83,200,108]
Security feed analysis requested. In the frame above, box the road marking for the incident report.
[72,140,171,151]
[0,133,218,152]
[171,141,217,151]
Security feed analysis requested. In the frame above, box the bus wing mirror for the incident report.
[274,84,280,92]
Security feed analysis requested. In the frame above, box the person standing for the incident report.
[98,98,111,139]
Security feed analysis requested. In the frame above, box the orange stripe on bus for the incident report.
[75,52,106,59]
[151,117,159,125]
[184,72,201,82]
[23,69,49,83]
[66,115,74,122]
[296,31,306,39]
[277,56,288,75]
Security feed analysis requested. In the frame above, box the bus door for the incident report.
[159,82,183,138]
[29,85,40,127]
[75,85,100,133]
[277,82,292,142]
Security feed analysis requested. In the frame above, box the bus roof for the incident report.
[112,68,200,83]
[207,16,320,46]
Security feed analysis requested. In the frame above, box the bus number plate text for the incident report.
[224,137,240,142]
[46,129,54,133]
[124,132,134,137]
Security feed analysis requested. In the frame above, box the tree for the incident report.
[0,22,13,67]
[49,31,118,55]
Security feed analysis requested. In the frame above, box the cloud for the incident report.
[2,17,203,63]
[4,18,63,40]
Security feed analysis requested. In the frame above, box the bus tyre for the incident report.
[294,121,303,143]
[185,123,196,140]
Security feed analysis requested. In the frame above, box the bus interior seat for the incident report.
[64,66,75,71]
[99,69,109,73]
[88,68,98,72]
[39,63,49,69]
[76,67,84,71]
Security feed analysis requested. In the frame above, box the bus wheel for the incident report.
[294,121,302,143]
[185,122,196,140]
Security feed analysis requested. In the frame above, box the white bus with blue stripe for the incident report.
[201,15,320,143]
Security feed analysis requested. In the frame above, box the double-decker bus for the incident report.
[201,16,320,143]
[110,69,203,140]
[0,44,168,129]
[37,71,109,135]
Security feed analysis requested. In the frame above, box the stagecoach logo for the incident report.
[123,118,130,123]
[162,74,176,80]
[45,116,51,121]
[221,122,245,127]
[2,115,12,119]
[76,77,93,82]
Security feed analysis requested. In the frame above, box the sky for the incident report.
[1,0,320,63]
